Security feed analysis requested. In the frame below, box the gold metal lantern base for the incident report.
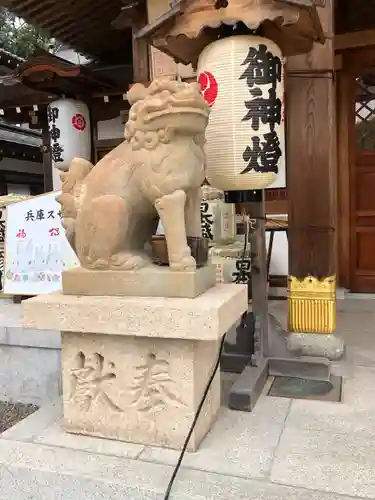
[287,275,336,334]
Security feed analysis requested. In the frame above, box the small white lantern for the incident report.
[201,185,236,245]
[198,35,285,191]
[210,242,252,285]
[47,99,91,172]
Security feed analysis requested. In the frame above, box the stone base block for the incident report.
[62,265,216,298]
[62,332,220,451]
[23,285,247,340]
[286,333,345,361]
[23,285,248,451]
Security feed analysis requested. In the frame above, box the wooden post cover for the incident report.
[286,0,337,333]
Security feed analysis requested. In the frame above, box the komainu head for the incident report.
[124,78,210,150]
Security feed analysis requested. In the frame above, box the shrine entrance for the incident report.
[338,46,375,292]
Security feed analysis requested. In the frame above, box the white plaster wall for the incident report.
[266,227,289,276]
[6,184,30,196]
[97,116,125,140]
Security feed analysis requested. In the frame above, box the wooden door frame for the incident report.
[337,68,352,289]
[337,45,375,290]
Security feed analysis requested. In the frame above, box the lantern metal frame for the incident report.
[220,189,333,412]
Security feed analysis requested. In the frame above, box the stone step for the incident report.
[0,436,353,500]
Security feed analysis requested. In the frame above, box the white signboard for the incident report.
[3,192,79,295]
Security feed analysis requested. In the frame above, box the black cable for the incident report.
[163,333,227,499]
[164,214,252,498]
[164,213,251,498]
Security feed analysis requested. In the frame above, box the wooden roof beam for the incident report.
[0,139,42,163]
[66,27,130,56]
[3,0,137,62]
[30,9,71,29]
[334,29,375,51]
[23,0,56,18]
[12,0,116,42]
[9,0,42,12]
[0,92,58,110]
[48,4,119,39]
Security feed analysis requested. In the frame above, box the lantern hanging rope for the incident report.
[198,35,285,191]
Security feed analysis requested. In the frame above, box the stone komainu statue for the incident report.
[57,78,210,271]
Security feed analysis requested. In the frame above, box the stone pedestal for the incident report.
[23,284,247,451]
[62,266,216,299]
[287,333,345,361]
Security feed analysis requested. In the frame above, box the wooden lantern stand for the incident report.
[221,190,331,411]
[134,0,336,411]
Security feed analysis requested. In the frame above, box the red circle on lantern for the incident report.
[72,113,86,131]
[199,71,218,107]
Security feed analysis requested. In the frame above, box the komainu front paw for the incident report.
[170,255,197,271]
[110,253,149,270]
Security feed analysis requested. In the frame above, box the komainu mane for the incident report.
[57,78,210,271]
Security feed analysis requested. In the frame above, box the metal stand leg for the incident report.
[221,312,254,374]
[225,190,337,412]
[266,229,274,280]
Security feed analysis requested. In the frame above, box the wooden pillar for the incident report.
[286,0,337,334]
[336,63,352,290]
[132,4,150,83]
[0,167,6,195]
[41,114,53,193]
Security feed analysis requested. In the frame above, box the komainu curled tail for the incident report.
[56,158,93,248]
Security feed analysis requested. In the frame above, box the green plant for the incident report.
[0,8,50,58]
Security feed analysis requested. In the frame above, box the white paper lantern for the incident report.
[47,99,91,172]
[198,35,285,191]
